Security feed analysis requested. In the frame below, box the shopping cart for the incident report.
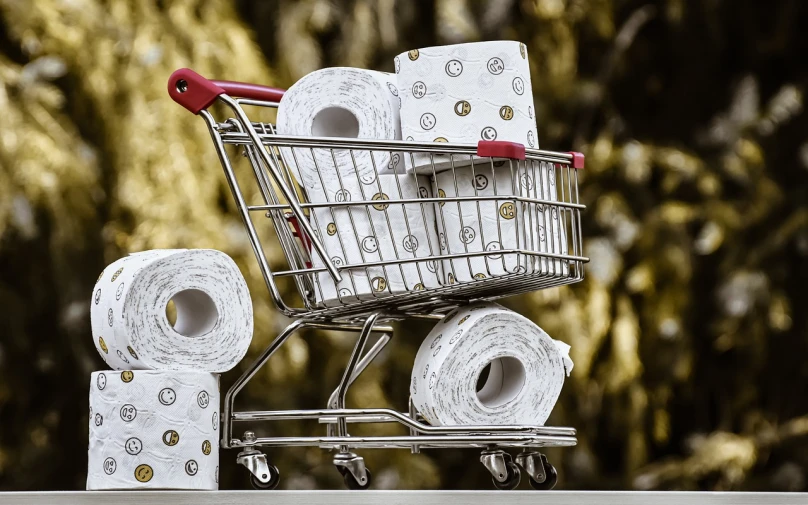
[168,68,589,490]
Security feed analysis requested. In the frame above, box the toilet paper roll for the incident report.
[276,67,402,198]
[311,173,442,305]
[90,249,253,372]
[87,370,219,490]
[433,160,568,284]
[411,302,572,427]
[395,41,537,173]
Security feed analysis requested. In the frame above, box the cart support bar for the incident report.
[168,68,286,114]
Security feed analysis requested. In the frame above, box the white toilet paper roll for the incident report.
[395,41,537,173]
[87,370,219,490]
[433,160,567,284]
[276,67,402,198]
[311,173,442,305]
[90,249,253,372]
[410,302,572,427]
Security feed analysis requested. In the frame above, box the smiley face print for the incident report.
[98,337,108,354]
[412,81,427,99]
[434,137,448,143]
[158,387,176,406]
[134,464,153,483]
[422,364,430,379]
[426,260,438,273]
[127,346,138,360]
[473,273,487,280]
[94,413,103,426]
[454,100,471,116]
[94,289,101,305]
[474,174,489,191]
[528,106,533,119]
[371,277,387,293]
[125,437,143,456]
[103,457,116,475]
[499,201,516,220]
[334,189,351,202]
[107,308,113,327]
[212,412,219,430]
[120,404,137,422]
[97,373,107,390]
[520,42,527,59]
[117,350,130,364]
[437,189,446,207]
[512,77,525,95]
[527,130,536,148]
[197,390,210,409]
[445,59,463,77]
[388,153,401,170]
[487,57,505,75]
[387,82,398,96]
[163,429,180,446]
[460,226,476,244]
[457,315,470,325]
[439,233,447,250]
[330,256,344,267]
[481,127,497,141]
[420,113,437,130]
[110,267,123,282]
[326,223,337,236]
[520,173,534,190]
[359,172,376,185]
[403,235,419,253]
[120,370,134,383]
[202,440,212,456]
[418,186,429,199]
[408,49,419,60]
[361,236,378,253]
[538,225,546,242]
[500,105,514,120]
[185,460,199,476]
[394,56,401,73]
[371,192,390,211]
[338,288,353,298]
[413,283,425,291]
[449,328,464,344]
[115,282,125,300]
[428,372,437,389]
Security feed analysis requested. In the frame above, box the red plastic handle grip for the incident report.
[477,140,526,160]
[168,68,286,114]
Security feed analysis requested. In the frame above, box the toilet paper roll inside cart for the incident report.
[411,302,572,427]
[90,249,253,372]
[310,173,443,305]
[276,67,403,198]
[395,40,538,173]
[87,370,219,490]
[432,160,569,284]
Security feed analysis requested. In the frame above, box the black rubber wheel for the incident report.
[250,464,280,490]
[492,461,521,490]
[528,455,558,490]
[339,466,372,490]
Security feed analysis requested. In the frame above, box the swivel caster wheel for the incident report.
[481,450,521,490]
[334,452,371,490]
[250,465,280,490]
[516,452,557,490]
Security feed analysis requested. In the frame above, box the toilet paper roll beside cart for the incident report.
[168,68,589,490]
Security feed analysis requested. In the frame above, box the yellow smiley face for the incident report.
[448,272,456,285]
[371,277,387,292]
[202,440,212,456]
[438,188,446,207]
[110,267,123,282]
[326,222,337,236]
[473,273,487,280]
[371,192,390,211]
[98,336,108,354]
[454,100,471,116]
[499,105,514,120]
[413,283,425,291]
[120,371,134,383]
[458,315,469,325]
[134,464,153,483]
[127,346,138,360]
[163,430,180,446]
[97,270,105,282]
[499,201,516,220]
[433,137,448,143]
[408,49,419,60]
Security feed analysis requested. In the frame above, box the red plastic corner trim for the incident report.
[570,152,585,169]
[168,68,225,114]
[477,141,526,160]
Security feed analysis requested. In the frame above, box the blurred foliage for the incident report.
[1,0,807,492]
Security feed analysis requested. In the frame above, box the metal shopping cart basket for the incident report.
[168,68,589,490]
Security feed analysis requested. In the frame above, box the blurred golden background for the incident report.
[1,0,807,492]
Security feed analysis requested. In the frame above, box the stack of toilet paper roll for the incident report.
[275,40,570,301]
[87,249,253,490]
[411,301,572,427]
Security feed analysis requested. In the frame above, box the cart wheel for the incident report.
[339,466,372,490]
[529,456,557,490]
[250,464,280,490]
[492,462,521,490]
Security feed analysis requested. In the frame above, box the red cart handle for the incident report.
[168,68,286,114]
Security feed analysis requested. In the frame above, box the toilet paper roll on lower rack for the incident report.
[90,249,253,372]
[310,173,442,305]
[411,302,572,427]
[432,160,568,284]
[275,67,402,198]
[87,370,219,490]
